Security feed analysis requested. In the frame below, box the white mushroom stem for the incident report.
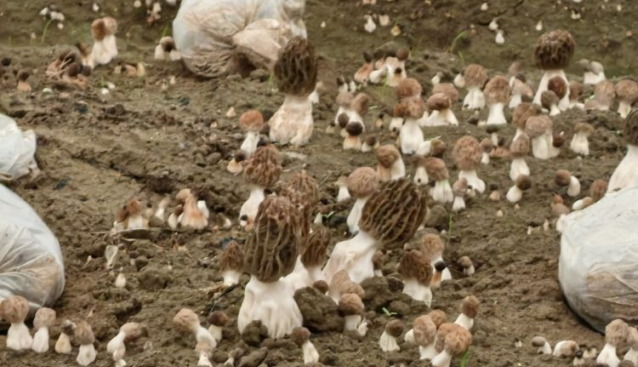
[400,118,425,155]
[404,329,415,344]
[240,131,260,157]
[239,185,265,226]
[107,332,127,364]
[531,135,552,160]
[463,265,475,276]
[323,230,379,284]
[208,325,223,343]
[584,71,605,85]
[549,104,561,116]
[269,95,314,147]
[347,197,369,234]
[624,348,638,365]
[597,343,620,367]
[533,70,570,111]
[608,145,638,192]
[481,152,490,165]
[487,103,507,125]
[570,132,589,156]
[509,93,523,109]
[389,117,404,133]
[198,352,212,367]
[55,333,72,354]
[414,167,429,186]
[337,185,351,202]
[222,269,241,286]
[7,321,33,351]
[506,184,523,203]
[431,349,453,367]
[510,158,530,181]
[127,212,145,230]
[536,341,552,354]
[566,176,581,197]
[77,344,97,366]
[286,258,324,291]
[431,180,454,204]
[463,87,485,110]
[32,326,50,353]
[344,315,363,332]
[379,331,400,352]
[452,196,466,212]
[619,101,633,119]
[420,342,438,360]
[454,314,474,330]
[459,170,485,193]
[427,110,458,126]
[403,279,433,306]
[302,340,320,364]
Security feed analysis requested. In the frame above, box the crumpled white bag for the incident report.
[172,0,307,78]
[0,114,38,182]
[0,185,65,311]
[559,187,638,332]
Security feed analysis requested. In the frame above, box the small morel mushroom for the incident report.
[541,90,561,116]
[458,256,475,276]
[328,270,365,304]
[287,226,332,290]
[239,110,265,157]
[431,323,473,367]
[346,167,380,234]
[354,51,373,85]
[483,76,510,125]
[154,36,181,61]
[380,320,404,352]
[220,241,244,286]
[173,309,216,366]
[207,311,229,343]
[525,115,555,160]
[75,321,97,366]
[462,64,487,110]
[509,75,533,109]
[16,70,31,93]
[533,30,575,110]
[513,102,542,140]
[413,156,429,186]
[480,138,493,165]
[426,158,453,204]
[240,145,282,228]
[107,322,145,367]
[362,135,378,153]
[55,320,76,354]
[586,80,616,111]
[609,111,638,192]
[531,336,552,355]
[1,296,33,351]
[343,122,363,151]
[32,308,57,353]
[426,93,458,126]
[452,178,468,212]
[227,150,247,175]
[570,122,594,156]
[453,136,485,193]
[615,80,638,119]
[507,175,532,204]
[399,250,434,306]
[376,145,405,182]
[579,59,606,85]
[553,340,578,358]
[509,133,531,181]
[454,296,480,330]
[597,319,630,367]
[555,170,581,197]
[413,315,438,360]
[291,327,319,364]
[431,261,448,289]
[339,293,366,336]
[90,17,118,66]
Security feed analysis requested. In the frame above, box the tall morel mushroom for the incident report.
[238,196,302,339]
[399,250,434,306]
[32,307,56,353]
[483,76,510,125]
[462,64,488,110]
[413,315,438,360]
[1,296,33,351]
[509,133,531,181]
[533,30,575,110]
[346,167,380,234]
[453,136,485,193]
[239,110,265,157]
[609,110,638,192]
[75,321,97,366]
[269,37,319,146]
[240,145,282,229]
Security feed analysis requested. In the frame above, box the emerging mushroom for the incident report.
[339,293,366,336]
[509,75,533,109]
[552,340,578,358]
[107,322,145,367]
[597,319,630,367]
[509,133,531,181]
[177,189,209,230]
[290,327,319,364]
[452,178,468,213]
[380,320,404,352]
[376,145,405,182]
[413,315,438,360]
[555,170,581,197]
[16,70,31,93]
[578,59,606,85]
[513,102,542,140]
[354,51,374,85]
[396,78,426,154]
[207,311,229,343]
[346,167,379,234]
[90,17,118,66]
[154,36,181,61]
[453,136,485,193]
[454,296,479,330]
[609,110,638,192]
[541,91,561,117]
[1,296,33,351]
[426,158,453,204]
[480,138,493,165]
[227,150,247,175]
[240,145,282,228]
[343,122,363,151]
[615,80,638,119]
[413,156,429,186]
[426,93,458,126]
[238,196,302,339]
[328,270,365,304]
[525,115,555,160]
[570,122,594,156]
[483,76,510,125]
[431,323,473,367]
[421,234,452,282]
[399,250,434,305]
[586,80,616,111]
[462,64,488,110]
[55,320,76,354]
[173,309,216,366]
[75,321,97,366]
[30,307,56,353]
[458,256,475,276]
[336,176,351,202]
[507,175,532,204]
[531,336,552,354]
[323,179,427,284]
[533,30,575,110]
[220,240,244,286]
[239,110,264,157]
[269,37,318,146]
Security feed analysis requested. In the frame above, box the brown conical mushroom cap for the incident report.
[91,18,107,41]
[461,296,480,318]
[424,157,449,181]
[274,37,318,96]
[428,310,448,328]
[453,136,482,171]
[569,81,583,101]
[547,77,567,99]
[301,226,331,268]
[352,93,371,116]
[290,327,310,346]
[347,167,379,199]
[453,178,468,196]
[616,80,638,103]
[244,146,282,188]
[339,293,364,316]
[458,256,473,269]
[463,64,488,88]
[433,83,459,102]
[0,296,29,324]
[421,233,445,259]
[337,91,355,108]
[573,122,594,136]
[483,76,511,105]
[395,97,426,119]
[443,326,473,355]
[345,122,364,137]
[427,93,451,111]
[435,323,457,352]
[337,113,350,128]
[120,322,145,341]
[516,175,532,191]
[376,145,401,168]
[75,321,95,345]
[313,280,329,293]
[525,115,553,139]
[555,170,572,187]
[284,171,320,208]
[359,179,428,250]
[413,315,437,347]
[431,139,447,158]
[244,196,298,282]
[594,80,616,106]
[173,309,200,334]
[207,311,229,327]
[34,308,57,329]
[606,319,630,347]
[510,133,531,158]
[385,320,404,338]
[365,135,378,147]
[590,179,608,202]
[541,91,560,110]
[239,110,265,132]
[624,110,638,146]
[396,48,410,61]
[397,78,422,100]
[513,103,542,129]
[398,250,433,285]
[534,30,576,70]
[480,138,493,153]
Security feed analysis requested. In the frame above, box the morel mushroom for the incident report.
[533,30,575,110]
[240,145,282,229]
[220,241,244,286]
[346,167,380,234]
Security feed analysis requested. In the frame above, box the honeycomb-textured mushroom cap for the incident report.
[534,30,576,70]
[463,64,488,88]
[385,320,405,338]
[239,110,265,132]
[0,296,29,324]
[301,226,331,268]
[75,321,95,345]
[34,308,57,329]
[453,178,468,196]
[510,133,531,158]
[513,103,542,130]
[616,80,638,103]
[525,115,553,139]
[244,145,282,188]
[443,326,473,354]
[174,309,201,334]
[207,311,230,327]
[569,81,583,101]
[397,78,422,100]
[413,315,437,347]
[461,296,480,318]
[398,250,433,285]
[428,310,448,328]
[243,196,299,282]
[376,145,401,168]
[483,76,511,105]
[432,83,459,102]
[624,110,638,146]
[352,93,371,116]
[336,91,355,108]
[453,136,482,171]
[541,91,560,110]
[394,97,426,119]
[421,233,445,259]
[427,93,451,111]
[424,157,449,181]
[220,240,244,272]
[347,167,379,199]
[547,76,567,99]
[290,327,310,346]
[594,80,616,106]
[359,179,428,250]
[274,37,318,96]
[339,293,364,316]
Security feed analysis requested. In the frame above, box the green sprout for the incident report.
[382,307,398,317]
[41,19,53,44]
[460,349,470,367]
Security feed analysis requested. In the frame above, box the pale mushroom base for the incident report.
[323,230,379,284]
[269,95,314,147]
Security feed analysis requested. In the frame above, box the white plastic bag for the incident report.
[559,187,638,332]
[0,114,38,182]
[0,185,65,311]
[172,0,307,78]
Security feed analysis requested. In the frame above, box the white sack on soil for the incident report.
[172,0,307,78]
[0,185,65,311]
[559,186,638,332]
[0,114,38,182]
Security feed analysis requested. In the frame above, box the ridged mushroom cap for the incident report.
[394,97,426,119]
[590,179,608,202]
[0,296,29,324]
[347,167,380,199]
[541,91,560,110]
[569,81,583,101]
[244,145,282,188]
[300,226,331,268]
[397,78,423,100]
[432,83,459,102]
[376,145,401,168]
[525,115,553,139]
[427,93,451,111]
[421,233,445,259]
[463,64,488,88]
[428,310,448,328]
[461,296,480,318]
[605,319,630,347]
[483,76,510,105]
[34,308,57,329]
[75,321,95,345]
[534,30,576,70]
[453,178,468,196]
[413,315,437,347]
[555,170,572,187]
[274,37,318,96]
[207,311,230,327]
[453,136,482,171]
[385,320,404,338]
[338,293,364,316]
[516,175,532,191]
[594,80,616,107]
[616,80,638,103]
[424,158,449,181]
[220,240,244,272]
[574,122,594,136]
[352,93,371,116]
[513,103,542,130]
[398,249,433,285]
[290,327,310,346]
[510,133,531,158]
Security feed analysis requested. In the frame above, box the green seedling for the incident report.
[41,19,53,44]
[382,307,398,317]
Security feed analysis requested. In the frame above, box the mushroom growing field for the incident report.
[1,0,637,366]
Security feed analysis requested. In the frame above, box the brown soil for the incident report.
[0,0,633,366]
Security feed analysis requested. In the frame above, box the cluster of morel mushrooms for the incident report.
[3,9,638,367]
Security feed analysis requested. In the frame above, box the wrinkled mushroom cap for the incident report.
[359,179,428,250]
[590,179,608,202]
[34,308,57,329]
[338,293,364,316]
[421,233,445,259]
[444,326,473,355]
[394,97,426,119]
[290,327,310,346]
[220,241,244,272]
[352,93,371,116]
[432,83,459,102]
[547,76,567,99]
[525,115,553,139]
[453,136,482,171]
[397,78,423,100]
[173,308,200,334]
[516,175,532,191]
[244,196,298,282]
[483,76,511,105]
[424,158,449,181]
[376,145,401,168]
[0,296,29,324]
[244,146,282,188]
[428,310,447,328]
[347,167,379,198]
[413,315,437,347]
[555,170,572,187]
[207,311,229,327]
[513,103,542,130]
[594,80,616,107]
[615,80,638,102]
[453,178,468,196]
[75,321,95,345]
[541,91,560,110]
[458,256,473,269]
[461,296,480,318]
[624,110,638,146]
[274,37,318,96]
[301,226,331,268]
[398,250,433,285]
[606,319,630,347]
[534,30,576,70]
[427,93,451,111]
[463,64,488,88]
[385,320,404,338]
[510,133,531,158]
[239,110,265,133]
